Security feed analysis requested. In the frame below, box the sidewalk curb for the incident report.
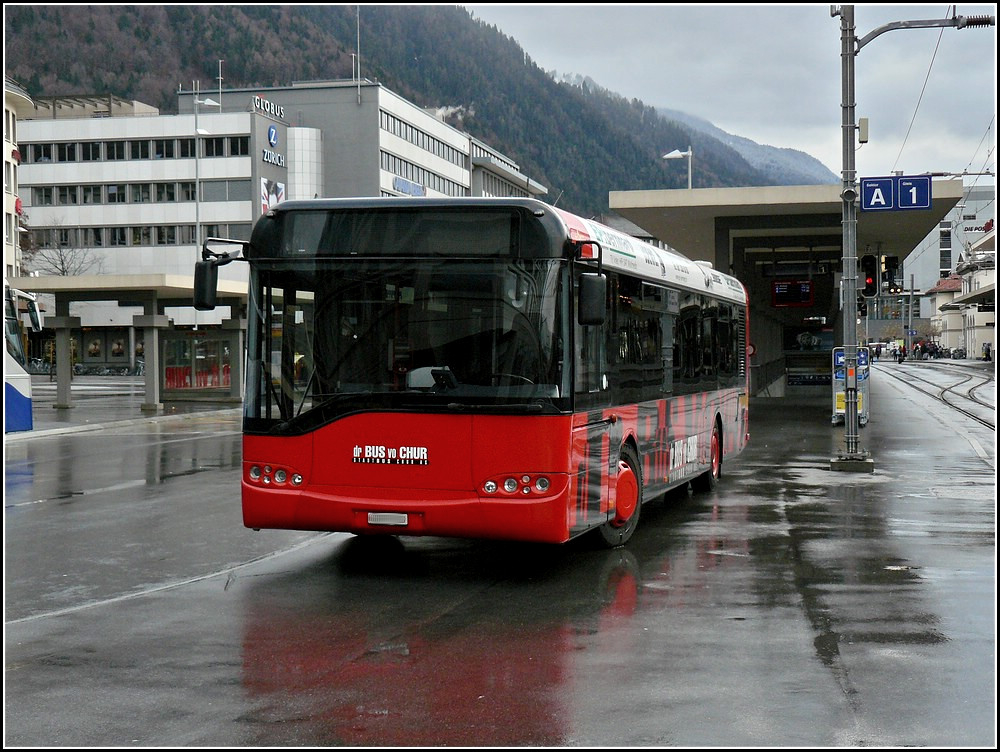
[5,407,242,443]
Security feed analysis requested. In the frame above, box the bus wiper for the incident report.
[270,391,371,433]
[445,402,546,413]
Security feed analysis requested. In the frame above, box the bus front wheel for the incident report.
[692,421,721,492]
[597,444,642,548]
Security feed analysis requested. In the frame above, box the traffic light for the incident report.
[882,255,899,293]
[860,254,879,297]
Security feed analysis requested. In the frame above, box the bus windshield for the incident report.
[5,285,29,366]
[245,257,570,432]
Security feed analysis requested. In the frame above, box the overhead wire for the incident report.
[889,10,949,174]
[888,6,996,273]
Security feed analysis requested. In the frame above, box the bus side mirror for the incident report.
[194,260,219,311]
[578,273,607,326]
[27,300,42,332]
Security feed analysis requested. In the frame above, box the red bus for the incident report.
[195,197,749,547]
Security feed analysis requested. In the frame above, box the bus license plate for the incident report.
[368,512,408,526]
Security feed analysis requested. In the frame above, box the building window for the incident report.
[57,143,77,162]
[81,142,102,161]
[58,185,79,205]
[82,185,103,204]
[202,180,227,202]
[107,184,126,203]
[228,222,252,241]
[178,138,195,158]
[131,226,152,246]
[81,227,104,247]
[180,224,196,244]
[155,182,176,202]
[227,179,251,201]
[105,141,127,160]
[156,226,177,245]
[203,137,226,157]
[130,183,151,203]
[153,139,175,159]
[179,181,196,201]
[108,227,127,246]
[229,135,249,156]
[31,143,52,163]
[31,228,51,248]
[58,228,76,247]
[129,140,151,159]
[32,186,54,205]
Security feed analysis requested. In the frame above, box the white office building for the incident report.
[20,80,546,316]
[15,79,547,396]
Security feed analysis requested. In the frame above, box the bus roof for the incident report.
[551,206,748,306]
[260,197,747,305]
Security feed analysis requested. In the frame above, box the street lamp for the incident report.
[662,146,693,189]
[192,80,220,256]
[830,6,993,469]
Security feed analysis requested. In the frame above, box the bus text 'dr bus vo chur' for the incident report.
[194,197,749,547]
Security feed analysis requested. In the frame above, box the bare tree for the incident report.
[21,220,106,277]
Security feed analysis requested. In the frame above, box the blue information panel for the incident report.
[861,175,931,211]
[834,348,869,367]
[897,176,931,209]
[831,347,870,426]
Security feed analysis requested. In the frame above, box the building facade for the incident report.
[923,274,965,352]
[953,229,995,359]
[15,79,548,388]
[4,76,33,279]
[176,79,547,203]
[908,183,995,318]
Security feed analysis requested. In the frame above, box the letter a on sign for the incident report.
[861,177,896,211]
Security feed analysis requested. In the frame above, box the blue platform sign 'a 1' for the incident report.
[861,175,932,212]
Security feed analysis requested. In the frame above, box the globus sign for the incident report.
[252,94,285,120]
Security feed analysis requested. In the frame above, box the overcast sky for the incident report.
[465,4,997,185]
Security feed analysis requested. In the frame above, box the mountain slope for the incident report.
[656,107,838,185]
[4,4,834,217]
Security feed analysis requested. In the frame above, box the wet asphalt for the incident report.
[3,363,995,746]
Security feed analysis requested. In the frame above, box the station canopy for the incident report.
[609,181,965,266]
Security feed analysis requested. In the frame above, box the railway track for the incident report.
[873,360,996,430]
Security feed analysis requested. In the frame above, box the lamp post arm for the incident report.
[857,15,994,51]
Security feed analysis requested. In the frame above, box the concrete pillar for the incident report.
[45,315,81,409]
[222,317,246,401]
[133,314,171,412]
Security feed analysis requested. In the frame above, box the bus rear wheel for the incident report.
[692,421,721,492]
[597,444,642,548]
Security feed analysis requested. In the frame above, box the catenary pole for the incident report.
[829,5,994,472]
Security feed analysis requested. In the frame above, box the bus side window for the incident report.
[573,272,608,399]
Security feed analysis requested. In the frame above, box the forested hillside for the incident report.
[4,5,831,217]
